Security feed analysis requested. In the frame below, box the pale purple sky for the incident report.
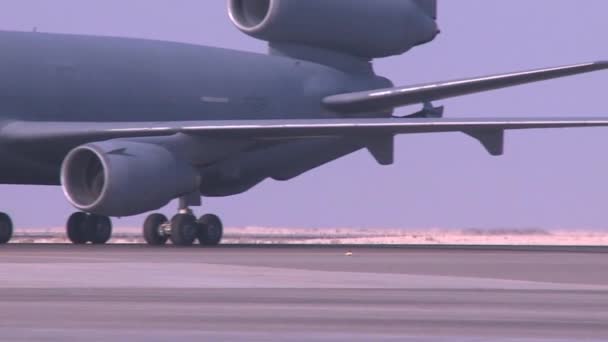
[0,0,607,229]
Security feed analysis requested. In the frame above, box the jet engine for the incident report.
[228,0,439,59]
[61,141,200,217]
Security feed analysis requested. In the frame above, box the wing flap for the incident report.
[323,61,608,113]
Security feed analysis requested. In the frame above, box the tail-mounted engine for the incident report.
[228,0,439,59]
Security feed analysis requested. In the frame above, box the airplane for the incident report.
[0,0,607,246]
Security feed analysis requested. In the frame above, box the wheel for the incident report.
[170,214,197,246]
[86,215,112,245]
[0,213,13,244]
[143,213,169,246]
[67,212,89,244]
[197,214,223,246]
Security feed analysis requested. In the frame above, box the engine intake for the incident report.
[228,0,439,59]
[61,141,199,217]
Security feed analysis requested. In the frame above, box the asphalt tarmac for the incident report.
[0,245,607,341]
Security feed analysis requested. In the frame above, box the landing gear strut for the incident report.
[66,212,112,245]
[142,195,223,247]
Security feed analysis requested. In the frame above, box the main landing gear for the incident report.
[0,212,13,245]
[142,196,223,247]
[66,212,113,245]
[143,213,223,247]
[0,211,112,246]
[0,204,221,246]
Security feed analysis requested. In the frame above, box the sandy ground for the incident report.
[11,227,608,245]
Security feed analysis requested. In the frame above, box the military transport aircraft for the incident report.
[0,0,607,246]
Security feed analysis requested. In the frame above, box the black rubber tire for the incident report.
[170,214,197,246]
[67,212,89,244]
[143,213,169,246]
[197,214,223,246]
[0,213,13,244]
[86,215,113,245]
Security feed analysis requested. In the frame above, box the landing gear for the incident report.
[142,212,224,247]
[197,214,223,246]
[142,195,224,247]
[66,212,112,245]
[170,214,198,246]
[67,212,88,244]
[88,215,113,244]
[0,213,13,244]
[143,213,169,246]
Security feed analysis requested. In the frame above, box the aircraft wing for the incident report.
[323,61,608,113]
[4,117,608,159]
[4,117,608,142]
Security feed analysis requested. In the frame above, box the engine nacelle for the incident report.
[228,0,439,59]
[61,141,199,217]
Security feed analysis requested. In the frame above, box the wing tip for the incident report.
[592,60,608,68]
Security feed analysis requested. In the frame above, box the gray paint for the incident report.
[0,30,389,122]
[229,0,439,58]
[0,0,606,223]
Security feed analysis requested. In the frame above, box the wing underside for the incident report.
[3,117,608,162]
[4,117,608,141]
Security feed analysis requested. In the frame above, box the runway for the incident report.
[0,245,607,341]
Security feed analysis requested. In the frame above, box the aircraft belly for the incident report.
[199,138,364,197]
[0,147,58,185]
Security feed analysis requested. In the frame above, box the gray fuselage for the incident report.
[0,31,389,192]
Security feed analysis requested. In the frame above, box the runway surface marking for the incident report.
[0,262,606,291]
[0,245,607,341]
